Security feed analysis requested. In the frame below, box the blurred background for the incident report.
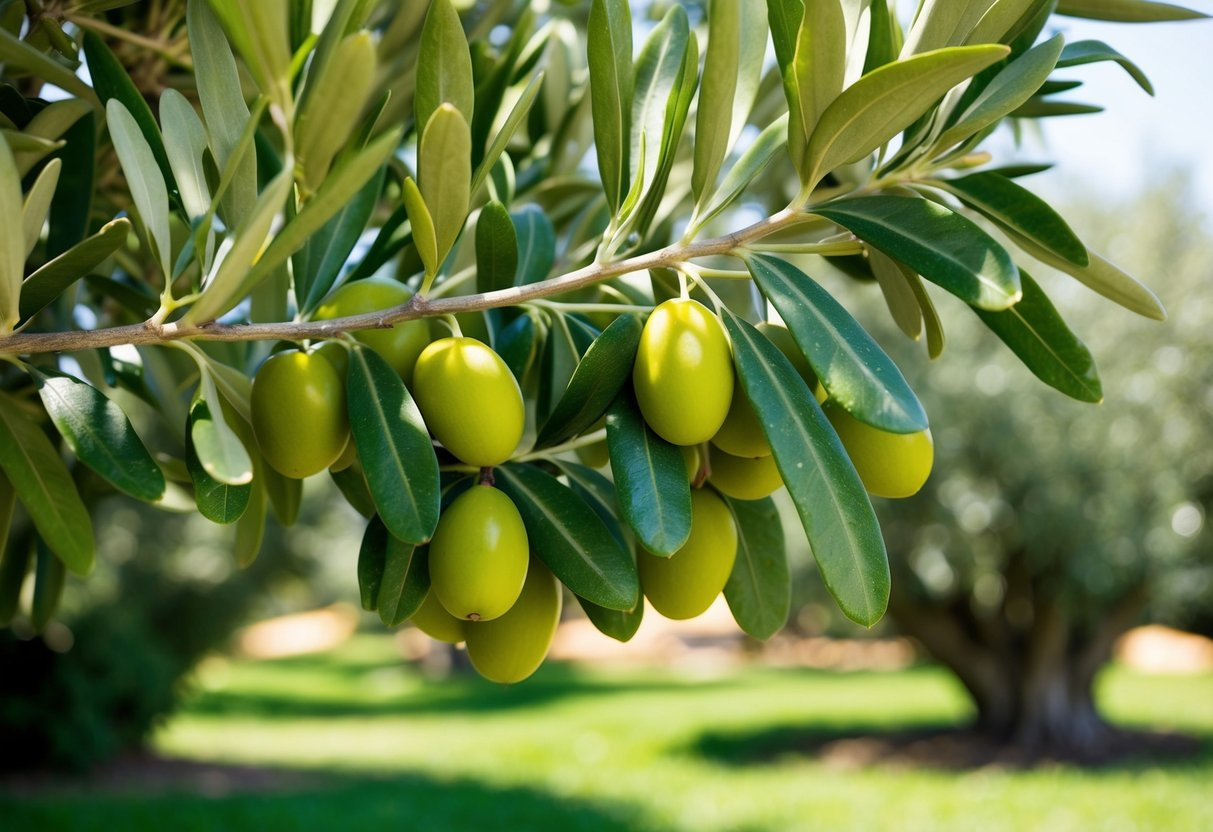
[2,3,1212,831]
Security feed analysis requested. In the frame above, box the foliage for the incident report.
[0,0,1206,655]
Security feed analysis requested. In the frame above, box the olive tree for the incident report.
[0,0,1205,682]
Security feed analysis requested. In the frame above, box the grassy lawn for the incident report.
[3,634,1211,831]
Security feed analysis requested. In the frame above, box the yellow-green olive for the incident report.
[712,384,770,458]
[314,277,430,385]
[251,349,349,479]
[825,402,933,499]
[410,590,466,644]
[708,447,783,500]
[465,557,562,684]
[640,488,738,620]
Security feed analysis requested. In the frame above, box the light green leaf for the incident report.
[419,105,471,267]
[295,31,377,192]
[967,0,1047,45]
[868,246,924,340]
[631,6,690,199]
[815,195,1021,310]
[1055,0,1208,22]
[402,176,438,277]
[207,0,292,99]
[587,0,633,211]
[747,253,928,432]
[803,44,1009,189]
[0,138,24,334]
[470,71,543,197]
[901,0,996,55]
[1057,40,1153,94]
[723,312,888,627]
[789,0,846,176]
[107,99,172,281]
[192,372,254,486]
[36,373,166,502]
[722,495,790,639]
[22,158,60,260]
[696,114,789,231]
[973,270,1102,402]
[184,400,250,526]
[0,28,98,105]
[415,0,474,130]
[934,34,1064,152]
[0,392,95,576]
[907,268,946,358]
[692,0,741,201]
[160,89,213,222]
[233,476,266,567]
[347,347,441,545]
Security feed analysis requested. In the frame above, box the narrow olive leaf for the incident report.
[476,201,518,294]
[631,6,690,197]
[295,31,377,192]
[188,0,257,225]
[815,195,1021,310]
[697,114,789,230]
[47,111,96,258]
[0,393,95,576]
[332,463,377,518]
[84,32,176,194]
[227,477,263,567]
[0,478,29,625]
[497,312,538,383]
[470,70,543,197]
[907,269,946,358]
[1057,40,1153,94]
[420,105,471,266]
[730,0,771,146]
[106,100,172,280]
[587,0,633,211]
[357,515,387,611]
[692,0,741,201]
[551,459,633,549]
[536,314,642,448]
[31,539,66,633]
[604,392,692,556]
[578,594,644,642]
[36,373,165,502]
[402,176,438,277]
[512,204,556,285]
[789,0,846,175]
[207,0,292,98]
[537,314,582,424]
[803,44,1009,188]
[722,495,790,639]
[722,312,889,627]
[415,0,474,131]
[496,463,639,611]
[747,253,928,433]
[189,373,251,486]
[1008,231,1165,320]
[160,89,213,224]
[967,0,1045,44]
[264,461,303,527]
[1055,0,1208,22]
[972,270,1103,402]
[0,136,23,334]
[1010,98,1103,118]
[297,164,384,314]
[901,0,994,55]
[868,246,924,340]
[347,347,441,545]
[22,158,60,260]
[934,34,1064,152]
[377,535,429,627]
[0,29,98,104]
[939,171,1088,266]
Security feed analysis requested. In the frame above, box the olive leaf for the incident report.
[587,0,633,211]
[723,495,791,640]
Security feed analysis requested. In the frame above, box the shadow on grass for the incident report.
[184,660,740,720]
[0,757,660,832]
[689,721,1213,772]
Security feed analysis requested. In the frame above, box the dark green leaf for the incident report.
[512,204,555,285]
[723,312,888,627]
[357,515,386,611]
[31,538,66,632]
[552,460,632,549]
[370,521,429,626]
[496,312,539,383]
[815,195,1021,310]
[264,464,302,526]
[46,110,96,258]
[296,164,384,314]
[476,200,518,294]
[747,253,927,433]
[36,373,165,502]
[348,347,441,545]
[1055,0,1207,23]
[723,495,790,639]
[0,474,29,625]
[496,463,638,611]
[587,0,633,210]
[604,392,692,557]
[21,222,131,325]
[578,594,644,642]
[186,400,252,525]
[536,314,642,448]
[1057,40,1153,94]
[973,270,1103,402]
[415,0,474,130]
[233,476,266,568]
[941,171,1088,266]
[0,393,94,576]
[863,0,901,74]
[332,462,377,518]
[1010,98,1103,118]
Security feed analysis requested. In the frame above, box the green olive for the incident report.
[314,277,430,385]
[712,384,770,458]
[825,402,933,499]
[412,337,525,467]
[639,488,738,620]
[708,447,783,500]
[465,557,562,684]
[251,349,349,479]
[428,484,529,621]
[409,590,466,644]
[633,299,734,446]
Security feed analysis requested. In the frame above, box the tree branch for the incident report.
[0,209,801,357]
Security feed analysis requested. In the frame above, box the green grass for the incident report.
[3,635,1212,831]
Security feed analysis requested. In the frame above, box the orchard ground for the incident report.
[2,627,1211,832]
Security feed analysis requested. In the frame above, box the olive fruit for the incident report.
[412,337,525,467]
[314,277,430,385]
[465,557,562,684]
[251,349,349,478]
[633,299,734,446]
[410,590,466,644]
[428,484,529,621]
[712,385,770,458]
[757,322,826,403]
[708,448,783,500]
[640,488,738,620]
[825,402,933,499]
